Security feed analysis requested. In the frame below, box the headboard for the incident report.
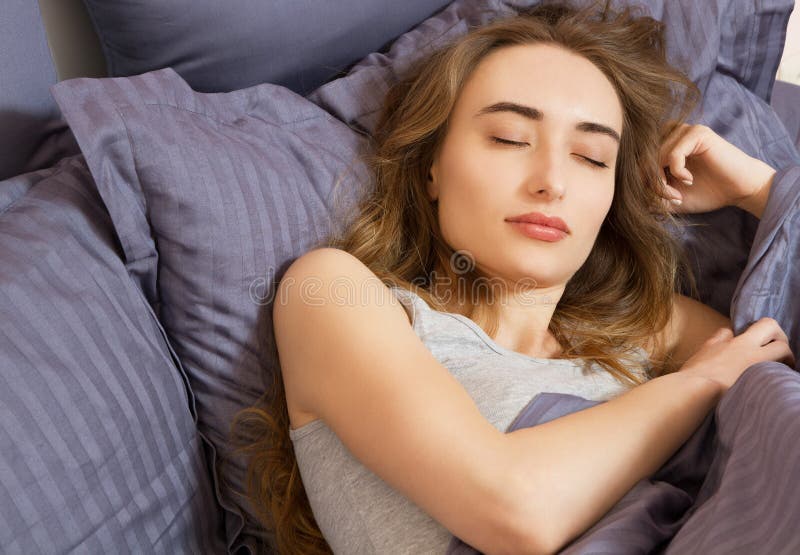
[38,0,107,81]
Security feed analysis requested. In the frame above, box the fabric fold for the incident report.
[731,164,800,367]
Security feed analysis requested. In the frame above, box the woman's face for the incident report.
[428,43,623,290]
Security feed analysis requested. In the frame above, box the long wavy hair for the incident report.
[232,1,701,553]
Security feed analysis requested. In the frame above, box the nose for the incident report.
[525,141,565,200]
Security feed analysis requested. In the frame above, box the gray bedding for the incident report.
[447,165,800,553]
[42,1,798,552]
[0,156,224,553]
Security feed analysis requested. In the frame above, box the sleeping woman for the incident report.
[234,2,795,554]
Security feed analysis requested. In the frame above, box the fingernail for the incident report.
[681,179,693,186]
[670,198,682,205]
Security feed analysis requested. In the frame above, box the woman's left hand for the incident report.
[657,123,776,217]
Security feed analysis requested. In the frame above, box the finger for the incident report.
[657,123,694,203]
[660,195,684,212]
[658,170,683,203]
[660,125,698,185]
[763,339,796,368]
[658,123,692,169]
[659,121,690,155]
[658,183,684,211]
[759,316,789,346]
[664,166,693,190]
[742,317,790,347]
[666,147,695,185]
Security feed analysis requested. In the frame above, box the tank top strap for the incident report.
[387,285,430,328]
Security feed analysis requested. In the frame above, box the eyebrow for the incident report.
[475,101,621,144]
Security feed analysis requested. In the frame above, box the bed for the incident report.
[1,0,799,553]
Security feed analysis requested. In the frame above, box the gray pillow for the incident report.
[309,0,800,316]
[0,0,79,180]
[52,68,369,553]
[0,155,224,553]
[50,1,799,552]
[81,0,451,95]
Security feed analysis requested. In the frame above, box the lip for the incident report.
[505,211,570,234]
[507,221,568,242]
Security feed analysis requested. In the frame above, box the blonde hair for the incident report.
[233,2,700,553]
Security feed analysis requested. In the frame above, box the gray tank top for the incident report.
[289,285,651,554]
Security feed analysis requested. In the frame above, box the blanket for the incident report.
[446,166,800,554]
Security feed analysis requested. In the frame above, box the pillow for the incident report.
[52,68,369,553]
[81,0,452,95]
[51,1,799,551]
[308,0,800,316]
[0,155,224,553]
[0,0,79,180]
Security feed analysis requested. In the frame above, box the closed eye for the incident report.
[491,137,609,169]
[577,155,609,169]
[490,136,529,147]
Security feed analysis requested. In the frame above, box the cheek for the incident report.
[438,140,521,206]
[575,180,615,235]
[434,150,500,247]
[436,149,494,216]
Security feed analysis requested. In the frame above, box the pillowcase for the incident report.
[0,0,79,180]
[52,68,369,553]
[308,0,800,316]
[51,1,799,551]
[81,0,451,95]
[0,155,224,553]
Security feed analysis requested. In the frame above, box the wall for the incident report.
[777,2,800,85]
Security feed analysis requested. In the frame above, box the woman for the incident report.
[234,2,795,554]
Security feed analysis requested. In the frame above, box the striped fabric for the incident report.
[732,164,800,362]
[52,69,370,554]
[0,155,225,553]
[309,0,800,319]
[48,1,798,552]
[448,361,800,554]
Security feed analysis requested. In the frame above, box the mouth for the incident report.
[505,211,570,242]
[506,221,568,242]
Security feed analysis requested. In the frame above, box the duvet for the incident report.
[447,164,800,555]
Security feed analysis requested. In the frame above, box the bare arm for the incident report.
[504,370,720,553]
[275,247,722,555]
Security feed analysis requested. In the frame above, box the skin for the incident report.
[427,43,624,358]
[274,39,794,555]
[285,41,791,432]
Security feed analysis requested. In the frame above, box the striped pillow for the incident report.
[309,0,800,316]
[52,69,369,553]
[0,155,224,553]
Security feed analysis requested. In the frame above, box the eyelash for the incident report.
[489,136,609,169]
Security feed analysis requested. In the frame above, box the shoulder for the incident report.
[275,247,410,323]
[274,248,413,419]
[279,247,370,284]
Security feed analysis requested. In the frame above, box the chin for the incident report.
[510,268,563,290]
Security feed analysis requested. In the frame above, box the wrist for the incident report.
[666,369,724,401]
[735,161,776,219]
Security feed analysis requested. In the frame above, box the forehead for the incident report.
[455,43,624,134]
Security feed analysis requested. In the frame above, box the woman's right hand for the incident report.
[678,317,796,394]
